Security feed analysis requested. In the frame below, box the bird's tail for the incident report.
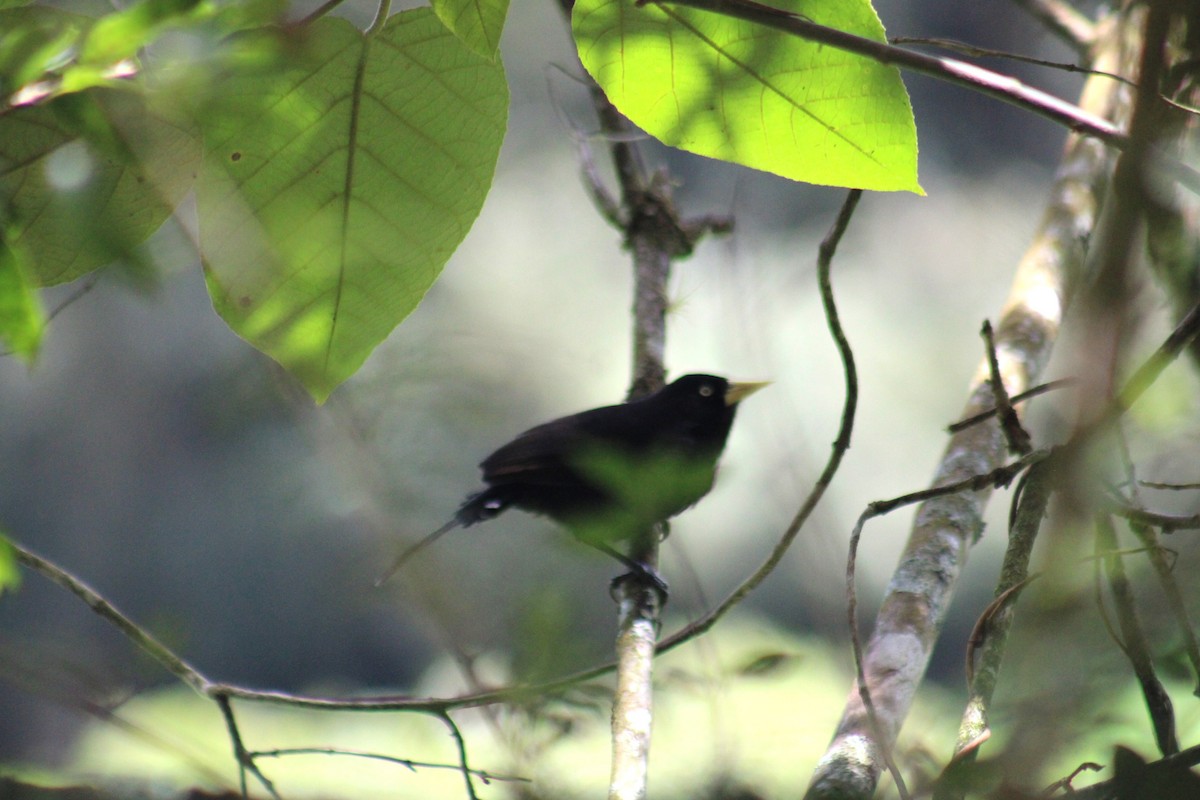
[374,517,461,587]
[374,490,510,587]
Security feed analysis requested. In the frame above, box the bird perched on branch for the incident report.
[377,374,767,590]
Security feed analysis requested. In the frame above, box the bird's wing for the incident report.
[479,416,590,486]
[479,404,645,486]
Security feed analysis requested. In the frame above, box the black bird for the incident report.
[377,374,767,587]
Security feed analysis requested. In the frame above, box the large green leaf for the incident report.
[431,0,510,59]
[0,90,200,285]
[573,0,920,192]
[197,9,508,402]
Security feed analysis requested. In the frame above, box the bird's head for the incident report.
[664,374,769,411]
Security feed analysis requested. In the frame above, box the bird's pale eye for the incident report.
[698,384,714,397]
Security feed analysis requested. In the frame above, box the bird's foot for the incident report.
[609,563,669,606]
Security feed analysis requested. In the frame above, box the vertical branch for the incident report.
[439,710,481,800]
[935,462,1052,800]
[805,14,1136,799]
[215,693,281,800]
[557,4,729,799]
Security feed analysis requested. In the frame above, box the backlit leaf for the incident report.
[197,10,508,401]
[573,0,920,192]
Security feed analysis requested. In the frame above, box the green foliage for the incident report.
[195,9,508,401]
[0,0,919,395]
[0,235,43,360]
[0,90,200,285]
[572,0,921,192]
[0,533,20,595]
[569,445,717,543]
[431,0,510,59]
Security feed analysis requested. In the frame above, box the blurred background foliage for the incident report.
[2,0,1200,798]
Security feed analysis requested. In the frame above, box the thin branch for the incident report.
[840,451,1047,800]
[806,10,1136,793]
[1140,480,1200,490]
[215,693,280,800]
[365,0,392,36]
[1042,761,1104,795]
[574,36,667,800]
[865,449,1050,519]
[936,462,1053,800]
[557,3,735,797]
[1113,299,1200,413]
[249,746,528,784]
[1095,514,1179,757]
[1058,744,1200,799]
[577,137,626,227]
[1108,505,1200,531]
[890,36,1126,84]
[10,543,209,695]
[439,711,481,800]
[947,378,1077,433]
[656,188,863,653]
[46,273,102,323]
[982,319,1033,455]
[298,0,351,26]
[963,574,1042,690]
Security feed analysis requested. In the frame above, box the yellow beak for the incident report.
[724,381,770,406]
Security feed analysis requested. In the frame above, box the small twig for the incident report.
[1161,95,1200,116]
[1041,761,1104,795]
[846,509,911,800]
[866,449,1049,518]
[1108,504,1200,531]
[215,693,280,800]
[656,188,863,653]
[365,0,392,36]
[1140,480,1200,490]
[1053,744,1200,799]
[964,573,1043,689]
[298,0,351,26]
[250,746,528,784]
[890,36,1128,84]
[982,319,1033,455]
[577,137,626,227]
[10,542,209,694]
[46,273,102,323]
[947,379,1077,433]
[932,730,992,797]
[439,711,480,800]
[1115,299,1200,413]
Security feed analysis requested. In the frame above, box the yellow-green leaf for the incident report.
[196,10,508,402]
[0,534,20,597]
[573,0,920,192]
[0,234,43,361]
[431,0,510,59]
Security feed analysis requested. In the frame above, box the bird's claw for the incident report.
[609,563,669,606]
